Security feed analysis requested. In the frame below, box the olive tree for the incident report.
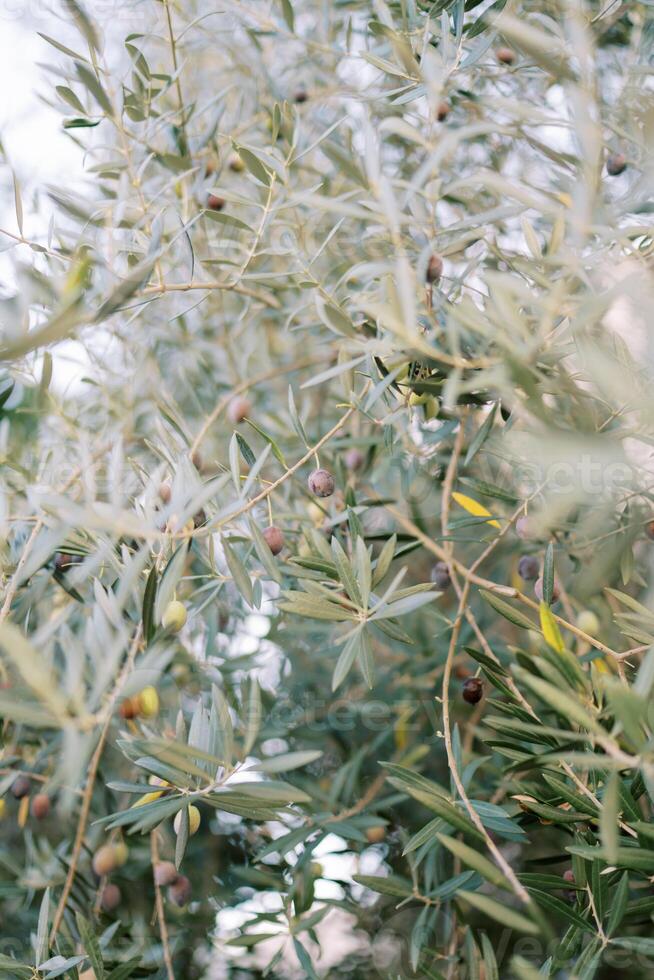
[1,0,654,977]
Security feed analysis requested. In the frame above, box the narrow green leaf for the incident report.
[36,887,50,966]
[437,833,509,889]
[142,564,158,643]
[372,534,396,586]
[75,62,113,115]
[567,844,654,871]
[352,874,413,897]
[203,210,254,233]
[76,914,105,979]
[542,543,554,605]
[13,173,23,236]
[457,891,539,934]
[480,933,499,980]
[610,937,654,956]
[480,591,537,631]
[332,630,362,691]
[235,146,271,185]
[464,403,497,465]
[242,677,261,756]
[280,0,295,30]
[175,806,190,869]
[513,667,603,734]
[600,773,619,865]
[606,871,629,937]
[222,537,254,606]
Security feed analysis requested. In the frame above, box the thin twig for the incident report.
[49,624,143,943]
[142,279,281,308]
[163,0,187,155]
[437,430,531,905]
[151,830,176,980]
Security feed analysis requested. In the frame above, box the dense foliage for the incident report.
[1,0,654,977]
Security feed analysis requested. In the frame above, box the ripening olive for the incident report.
[138,686,160,718]
[92,842,126,877]
[162,600,187,632]
[207,193,225,211]
[30,794,50,820]
[168,874,192,907]
[100,883,122,912]
[227,396,251,424]
[426,254,443,284]
[462,677,483,704]
[174,804,200,836]
[119,697,139,720]
[155,861,180,887]
[308,468,335,498]
[262,525,285,556]
[576,610,600,637]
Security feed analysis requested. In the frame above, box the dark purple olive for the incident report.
[518,555,539,581]
[606,153,626,176]
[10,775,31,799]
[168,874,192,907]
[431,561,451,589]
[426,254,443,283]
[462,677,483,705]
[54,552,83,573]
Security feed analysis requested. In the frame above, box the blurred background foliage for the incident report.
[1,0,654,976]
